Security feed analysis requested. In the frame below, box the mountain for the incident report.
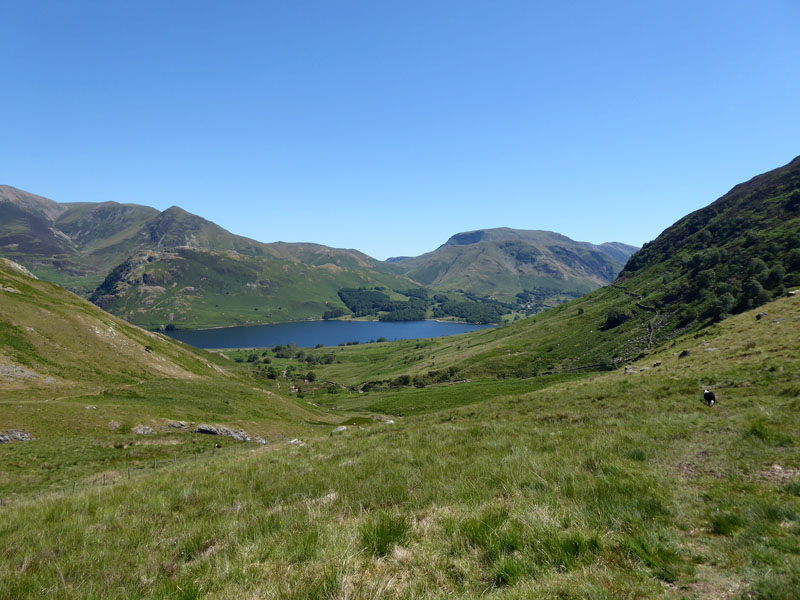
[386,227,638,306]
[0,186,417,326]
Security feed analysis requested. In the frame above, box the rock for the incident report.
[288,438,306,447]
[331,426,347,435]
[85,405,97,410]
[109,420,121,430]
[191,424,251,442]
[0,429,35,443]
[756,312,767,320]
[168,421,188,430]
[193,424,220,436]
[678,350,691,358]
[652,361,662,367]
[215,426,251,442]
[384,419,395,425]
[253,436,268,445]
[624,366,639,375]
[788,290,799,296]
[132,424,156,435]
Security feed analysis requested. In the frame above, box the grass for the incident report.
[1,293,799,597]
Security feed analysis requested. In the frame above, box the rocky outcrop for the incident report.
[192,424,252,442]
[132,424,156,435]
[0,429,35,443]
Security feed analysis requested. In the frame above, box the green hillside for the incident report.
[0,257,335,496]
[88,247,418,329]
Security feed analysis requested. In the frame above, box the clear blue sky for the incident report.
[2,1,799,259]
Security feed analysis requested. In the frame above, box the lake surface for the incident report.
[162,320,492,349]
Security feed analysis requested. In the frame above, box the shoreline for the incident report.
[158,317,490,333]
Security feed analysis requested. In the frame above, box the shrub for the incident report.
[602,310,630,330]
[710,510,743,535]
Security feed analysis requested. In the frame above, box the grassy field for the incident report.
[2,293,798,598]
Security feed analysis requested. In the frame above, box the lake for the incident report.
[162,319,492,349]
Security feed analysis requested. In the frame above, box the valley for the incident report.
[1,156,799,598]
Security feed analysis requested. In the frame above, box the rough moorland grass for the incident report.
[1,294,799,598]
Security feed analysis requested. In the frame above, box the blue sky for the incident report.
[2,1,799,259]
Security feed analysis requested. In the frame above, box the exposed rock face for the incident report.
[132,424,156,435]
[0,429,35,443]
[192,424,251,442]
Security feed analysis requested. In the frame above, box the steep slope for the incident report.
[387,228,637,306]
[0,256,333,493]
[0,257,209,386]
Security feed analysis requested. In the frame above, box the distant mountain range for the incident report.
[0,185,637,328]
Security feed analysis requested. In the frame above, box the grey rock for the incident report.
[193,424,219,435]
[168,420,188,430]
[331,426,347,435]
[192,424,251,442]
[132,424,156,435]
[0,429,35,443]
[756,312,767,320]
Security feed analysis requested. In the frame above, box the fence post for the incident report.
[153,459,157,471]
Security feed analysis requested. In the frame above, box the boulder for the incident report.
[0,429,35,443]
[331,426,347,435]
[192,424,251,442]
[132,424,156,435]
[193,424,220,436]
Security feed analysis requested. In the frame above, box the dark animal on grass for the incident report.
[703,388,716,406]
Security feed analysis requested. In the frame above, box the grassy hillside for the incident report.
[88,247,418,329]
[2,291,798,598]
[0,257,336,496]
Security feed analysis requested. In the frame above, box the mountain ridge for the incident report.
[2,186,637,327]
